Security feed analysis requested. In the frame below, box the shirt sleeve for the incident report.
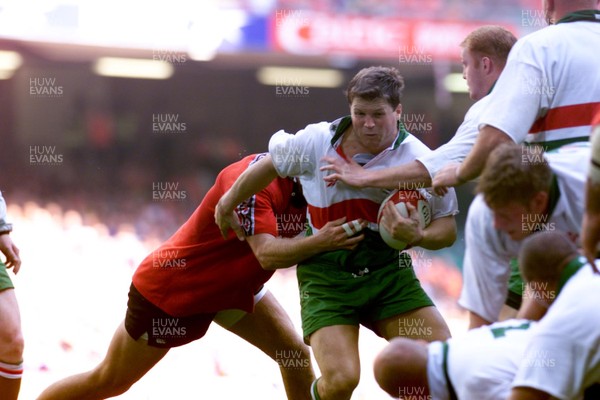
[417,97,486,178]
[513,334,585,400]
[0,191,7,221]
[235,188,279,238]
[426,188,459,219]
[477,39,547,144]
[268,122,328,178]
[512,268,600,399]
[458,195,513,322]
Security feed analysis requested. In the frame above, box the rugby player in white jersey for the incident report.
[509,230,600,400]
[374,230,600,400]
[460,142,589,328]
[319,26,516,190]
[434,0,600,189]
[216,66,458,400]
[374,318,538,400]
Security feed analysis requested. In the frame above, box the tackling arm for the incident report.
[215,154,279,239]
[246,217,365,270]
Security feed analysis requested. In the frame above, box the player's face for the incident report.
[490,200,545,241]
[350,97,401,154]
[461,48,487,101]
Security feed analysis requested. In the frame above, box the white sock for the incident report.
[0,361,23,379]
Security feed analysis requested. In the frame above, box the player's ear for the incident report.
[395,104,402,120]
[529,191,548,214]
[482,56,491,73]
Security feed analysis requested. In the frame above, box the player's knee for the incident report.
[0,328,24,363]
[322,367,360,398]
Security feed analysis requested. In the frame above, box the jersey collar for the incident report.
[329,116,410,150]
[557,256,587,295]
[557,10,600,24]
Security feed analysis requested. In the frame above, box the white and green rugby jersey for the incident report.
[513,257,600,399]
[459,143,590,323]
[478,10,600,148]
[428,319,537,400]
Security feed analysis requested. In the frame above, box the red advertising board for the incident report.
[271,11,516,61]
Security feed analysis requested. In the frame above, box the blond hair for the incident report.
[461,25,517,68]
[476,143,552,208]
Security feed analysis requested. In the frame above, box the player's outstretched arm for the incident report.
[0,233,20,274]
[215,154,279,239]
[380,202,456,250]
[433,125,513,190]
[320,156,432,189]
[246,217,366,270]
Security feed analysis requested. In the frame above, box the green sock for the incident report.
[310,377,322,400]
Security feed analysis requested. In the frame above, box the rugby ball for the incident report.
[377,189,432,250]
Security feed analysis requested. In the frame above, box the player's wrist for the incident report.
[407,228,424,247]
[455,164,467,184]
[353,170,372,188]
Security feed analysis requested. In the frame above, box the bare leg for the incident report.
[0,289,23,400]
[309,325,360,400]
[375,306,451,341]
[224,291,315,400]
[37,321,168,400]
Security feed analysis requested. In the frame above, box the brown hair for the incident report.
[460,25,517,68]
[345,66,405,109]
[476,143,552,208]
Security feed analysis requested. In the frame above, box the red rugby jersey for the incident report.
[132,154,305,317]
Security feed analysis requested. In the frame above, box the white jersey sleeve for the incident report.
[458,195,517,322]
[0,191,6,221]
[425,188,459,220]
[417,96,489,178]
[452,319,537,400]
[268,122,330,178]
[512,261,600,399]
[477,39,544,144]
